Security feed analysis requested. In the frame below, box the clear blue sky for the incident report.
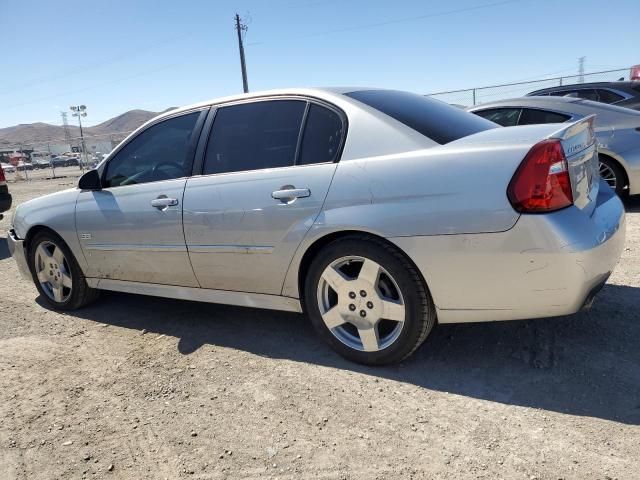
[1,0,638,128]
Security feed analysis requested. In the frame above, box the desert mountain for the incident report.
[0,109,168,147]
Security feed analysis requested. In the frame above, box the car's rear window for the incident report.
[344,89,497,144]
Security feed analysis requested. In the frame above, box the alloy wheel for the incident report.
[34,241,73,303]
[316,256,406,352]
[599,161,617,190]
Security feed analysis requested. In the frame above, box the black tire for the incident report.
[304,234,436,366]
[599,156,627,197]
[28,230,99,310]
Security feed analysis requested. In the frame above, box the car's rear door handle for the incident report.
[272,188,311,202]
[151,196,178,210]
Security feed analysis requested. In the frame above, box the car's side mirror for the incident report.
[78,169,102,190]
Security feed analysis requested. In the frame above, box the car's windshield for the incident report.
[345,89,497,144]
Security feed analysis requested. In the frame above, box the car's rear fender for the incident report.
[282,120,605,299]
[390,179,625,322]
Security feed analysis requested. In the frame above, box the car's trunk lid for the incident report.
[546,115,599,216]
[448,115,599,216]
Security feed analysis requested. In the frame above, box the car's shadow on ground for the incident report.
[0,237,10,261]
[39,282,640,425]
[623,195,640,213]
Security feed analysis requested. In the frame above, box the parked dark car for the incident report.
[0,164,12,220]
[51,156,71,167]
[527,81,640,111]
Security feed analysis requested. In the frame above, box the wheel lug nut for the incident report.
[348,292,356,299]
[360,290,367,297]
[349,304,356,311]
[359,310,367,317]
[367,301,373,309]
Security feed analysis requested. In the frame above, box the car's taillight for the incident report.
[0,165,6,184]
[507,139,573,213]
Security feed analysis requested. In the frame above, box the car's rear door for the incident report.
[183,98,345,295]
[76,109,207,286]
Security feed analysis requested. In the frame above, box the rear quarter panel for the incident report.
[281,137,533,297]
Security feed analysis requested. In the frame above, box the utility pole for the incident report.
[578,56,586,83]
[235,13,249,93]
[70,105,88,172]
[47,141,56,178]
[19,143,29,181]
[60,112,73,148]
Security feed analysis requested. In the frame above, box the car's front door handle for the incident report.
[151,196,178,210]
[272,188,311,203]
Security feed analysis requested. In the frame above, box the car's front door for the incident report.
[183,99,346,295]
[76,109,207,286]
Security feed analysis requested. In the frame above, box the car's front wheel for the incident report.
[304,235,436,365]
[29,231,99,310]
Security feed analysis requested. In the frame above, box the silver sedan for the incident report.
[8,88,625,365]
[467,96,640,196]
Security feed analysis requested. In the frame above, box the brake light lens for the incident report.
[507,139,573,213]
[0,164,6,184]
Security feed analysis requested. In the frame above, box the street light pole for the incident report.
[70,105,88,172]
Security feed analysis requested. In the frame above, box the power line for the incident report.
[246,0,525,46]
[0,64,178,111]
[0,31,196,97]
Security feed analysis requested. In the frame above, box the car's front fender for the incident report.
[12,188,88,273]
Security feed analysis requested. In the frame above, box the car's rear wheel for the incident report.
[599,156,627,196]
[29,231,99,310]
[304,235,436,365]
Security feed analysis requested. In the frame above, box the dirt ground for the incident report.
[1,171,639,480]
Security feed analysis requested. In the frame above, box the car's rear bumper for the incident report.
[7,229,31,281]
[390,181,626,323]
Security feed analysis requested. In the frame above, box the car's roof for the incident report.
[468,96,584,110]
[158,87,367,119]
[468,96,640,128]
[528,81,639,94]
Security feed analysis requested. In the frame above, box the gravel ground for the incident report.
[1,172,639,480]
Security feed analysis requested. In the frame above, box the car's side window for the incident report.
[518,108,571,125]
[297,104,344,165]
[548,90,571,97]
[596,89,624,104]
[103,112,200,188]
[573,89,598,101]
[474,108,521,127]
[203,100,306,175]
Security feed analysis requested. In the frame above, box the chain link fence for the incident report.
[1,130,135,182]
[2,67,636,182]
[427,68,631,106]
